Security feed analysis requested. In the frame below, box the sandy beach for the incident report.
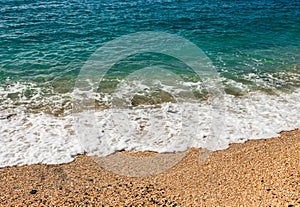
[1,0,299,206]
[0,129,299,206]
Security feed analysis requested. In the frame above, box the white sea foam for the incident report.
[0,88,299,167]
[0,112,83,167]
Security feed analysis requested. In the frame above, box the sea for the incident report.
[0,0,299,167]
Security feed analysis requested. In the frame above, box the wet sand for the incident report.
[0,129,299,206]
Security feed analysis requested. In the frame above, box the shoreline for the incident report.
[0,129,299,206]
[1,88,299,168]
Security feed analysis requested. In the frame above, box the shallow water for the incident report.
[0,0,299,167]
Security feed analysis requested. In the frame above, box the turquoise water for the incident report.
[1,0,300,167]
[0,0,299,110]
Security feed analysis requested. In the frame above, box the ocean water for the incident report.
[0,0,299,167]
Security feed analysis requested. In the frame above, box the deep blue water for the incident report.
[0,0,299,95]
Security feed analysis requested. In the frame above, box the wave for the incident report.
[0,82,299,167]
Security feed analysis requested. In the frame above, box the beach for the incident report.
[0,129,299,206]
[1,0,299,206]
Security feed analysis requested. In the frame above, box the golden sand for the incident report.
[0,130,299,206]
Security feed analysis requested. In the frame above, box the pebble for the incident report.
[30,189,37,195]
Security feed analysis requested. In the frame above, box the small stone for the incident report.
[30,189,37,194]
